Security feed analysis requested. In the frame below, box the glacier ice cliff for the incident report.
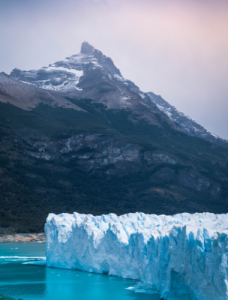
[45,212,228,300]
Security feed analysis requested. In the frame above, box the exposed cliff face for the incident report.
[22,132,221,197]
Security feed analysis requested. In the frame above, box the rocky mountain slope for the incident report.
[0,42,228,232]
[148,92,228,149]
[0,72,81,111]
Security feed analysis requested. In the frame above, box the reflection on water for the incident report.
[0,243,160,300]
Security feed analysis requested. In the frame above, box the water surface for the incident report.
[0,243,160,300]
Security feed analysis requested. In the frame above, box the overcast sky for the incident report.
[1,0,228,139]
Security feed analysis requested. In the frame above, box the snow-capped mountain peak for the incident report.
[9,42,228,148]
[10,41,123,93]
[10,42,162,124]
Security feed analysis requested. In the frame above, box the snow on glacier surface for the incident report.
[45,212,228,300]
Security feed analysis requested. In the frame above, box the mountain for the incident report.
[11,42,228,149]
[0,42,228,233]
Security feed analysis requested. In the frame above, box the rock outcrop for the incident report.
[0,233,45,243]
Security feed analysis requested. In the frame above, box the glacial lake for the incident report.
[0,243,160,300]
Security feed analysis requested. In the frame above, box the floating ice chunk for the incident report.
[23,258,46,266]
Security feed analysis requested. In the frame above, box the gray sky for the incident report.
[1,0,228,139]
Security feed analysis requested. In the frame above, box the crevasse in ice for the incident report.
[45,212,228,300]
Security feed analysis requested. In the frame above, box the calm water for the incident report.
[0,243,160,300]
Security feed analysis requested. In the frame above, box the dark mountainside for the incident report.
[0,42,228,233]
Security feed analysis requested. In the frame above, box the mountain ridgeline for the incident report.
[0,42,228,233]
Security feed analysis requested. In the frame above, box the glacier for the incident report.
[45,212,228,300]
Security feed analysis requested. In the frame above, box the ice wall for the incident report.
[45,212,228,300]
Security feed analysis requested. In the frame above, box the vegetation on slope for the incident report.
[0,98,228,232]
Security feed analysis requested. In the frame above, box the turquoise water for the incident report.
[0,243,160,300]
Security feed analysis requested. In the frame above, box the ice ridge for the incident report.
[45,212,228,300]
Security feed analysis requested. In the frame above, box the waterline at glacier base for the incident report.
[45,212,228,300]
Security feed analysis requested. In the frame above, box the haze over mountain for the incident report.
[0,42,228,233]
